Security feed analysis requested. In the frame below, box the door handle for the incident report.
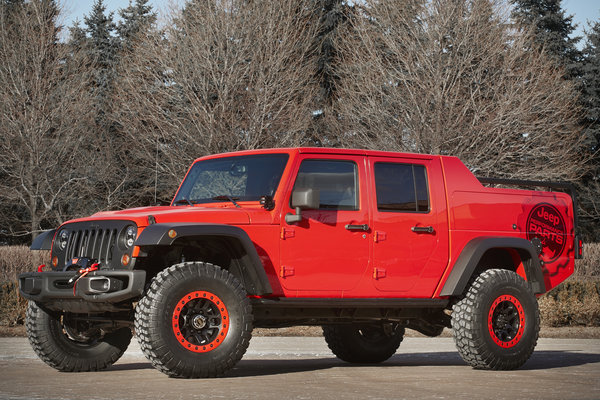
[345,224,370,231]
[411,226,435,234]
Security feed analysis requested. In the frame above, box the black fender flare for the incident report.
[30,230,56,250]
[135,223,272,295]
[439,237,545,297]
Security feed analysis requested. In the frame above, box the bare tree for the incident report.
[0,0,96,237]
[332,0,585,181]
[113,0,321,195]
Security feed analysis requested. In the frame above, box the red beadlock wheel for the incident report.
[487,294,525,348]
[134,262,252,378]
[172,291,230,353]
[451,269,540,370]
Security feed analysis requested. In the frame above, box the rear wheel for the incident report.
[25,302,132,372]
[135,262,252,378]
[323,323,404,363]
[451,269,540,370]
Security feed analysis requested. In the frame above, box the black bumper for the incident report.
[19,270,146,304]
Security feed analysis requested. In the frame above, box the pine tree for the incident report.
[84,0,119,121]
[117,0,156,50]
[68,19,85,45]
[582,21,600,151]
[307,0,351,146]
[511,0,581,78]
[578,19,600,238]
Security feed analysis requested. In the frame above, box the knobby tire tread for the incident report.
[26,301,131,372]
[451,269,539,370]
[134,262,252,378]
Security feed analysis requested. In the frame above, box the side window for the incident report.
[374,162,429,212]
[293,160,358,210]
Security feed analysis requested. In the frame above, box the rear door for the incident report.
[368,156,448,296]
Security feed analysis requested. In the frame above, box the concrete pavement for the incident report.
[0,336,599,400]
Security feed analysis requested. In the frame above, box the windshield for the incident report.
[173,153,289,205]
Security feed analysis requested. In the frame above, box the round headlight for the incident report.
[124,225,137,248]
[57,230,69,250]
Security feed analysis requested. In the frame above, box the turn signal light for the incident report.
[121,254,131,267]
[51,256,58,268]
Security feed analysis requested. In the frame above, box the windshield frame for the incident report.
[171,153,290,206]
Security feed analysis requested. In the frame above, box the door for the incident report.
[368,157,448,295]
[279,155,370,294]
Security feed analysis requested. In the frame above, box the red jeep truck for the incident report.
[19,147,581,377]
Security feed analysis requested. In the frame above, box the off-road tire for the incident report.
[323,323,404,363]
[25,301,132,372]
[451,269,540,370]
[135,262,252,378]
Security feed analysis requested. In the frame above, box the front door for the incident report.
[279,155,370,294]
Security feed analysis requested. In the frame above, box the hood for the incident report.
[65,205,252,228]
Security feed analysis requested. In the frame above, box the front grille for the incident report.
[65,228,118,265]
[54,220,135,269]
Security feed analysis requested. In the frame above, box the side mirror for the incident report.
[285,188,320,223]
[291,188,320,210]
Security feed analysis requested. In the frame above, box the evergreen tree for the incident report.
[582,21,600,152]
[117,0,156,50]
[307,0,351,146]
[579,19,600,238]
[68,20,87,50]
[511,0,581,78]
[84,0,119,122]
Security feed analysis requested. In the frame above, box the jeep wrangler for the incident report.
[19,147,581,377]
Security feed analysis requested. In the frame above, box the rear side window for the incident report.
[374,163,429,212]
[293,160,358,210]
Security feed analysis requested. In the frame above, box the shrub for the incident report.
[0,282,27,326]
[0,246,48,326]
[539,280,600,326]
[0,245,48,282]
[574,242,600,277]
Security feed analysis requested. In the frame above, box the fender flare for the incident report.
[30,230,56,250]
[135,223,272,295]
[439,237,545,297]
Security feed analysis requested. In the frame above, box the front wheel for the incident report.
[134,262,252,378]
[25,302,132,372]
[451,269,540,370]
[323,323,404,363]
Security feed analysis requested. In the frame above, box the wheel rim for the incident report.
[172,291,230,353]
[487,294,525,348]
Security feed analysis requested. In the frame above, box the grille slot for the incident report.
[66,228,118,265]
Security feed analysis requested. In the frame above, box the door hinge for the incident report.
[280,265,295,278]
[280,227,295,240]
[374,231,387,243]
[373,267,386,280]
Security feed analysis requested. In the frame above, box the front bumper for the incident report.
[19,270,146,305]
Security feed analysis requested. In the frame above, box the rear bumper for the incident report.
[19,270,146,304]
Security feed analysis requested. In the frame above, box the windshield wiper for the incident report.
[173,198,194,206]
[212,195,241,208]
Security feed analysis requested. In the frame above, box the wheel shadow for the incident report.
[107,350,600,376]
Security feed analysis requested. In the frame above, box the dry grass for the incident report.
[0,246,48,283]
[574,242,600,277]
[0,282,27,325]
[0,246,49,326]
[539,280,600,327]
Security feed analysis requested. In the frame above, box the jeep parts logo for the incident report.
[526,203,566,263]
